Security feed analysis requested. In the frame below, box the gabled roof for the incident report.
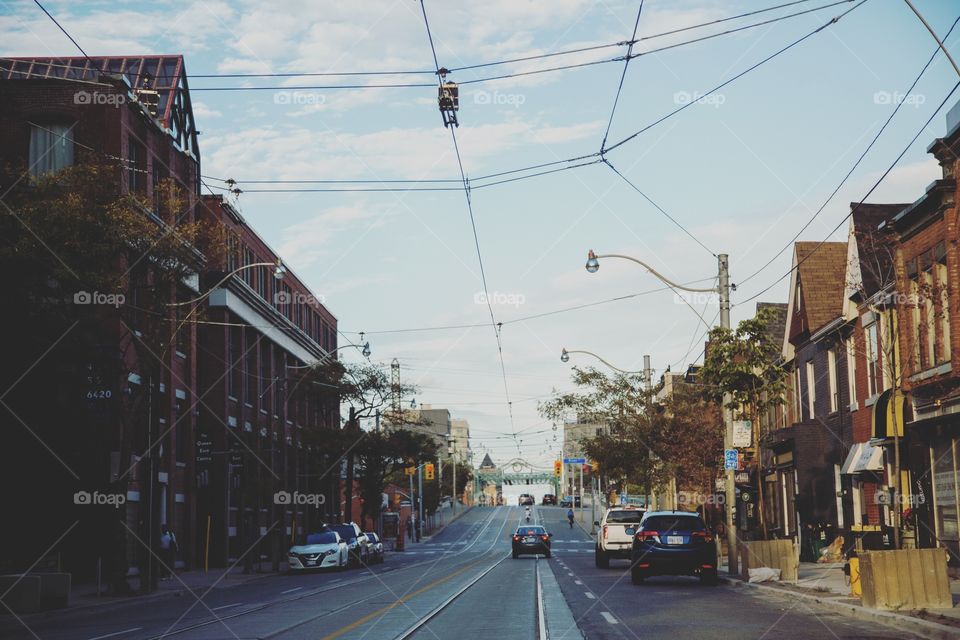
[850,203,907,297]
[0,55,199,158]
[793,241,847,336]
[479,453,496,469]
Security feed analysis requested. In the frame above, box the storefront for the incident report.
[840,440,890,550]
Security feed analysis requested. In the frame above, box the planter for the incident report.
[738,539,799,583]
[859,548,952,610]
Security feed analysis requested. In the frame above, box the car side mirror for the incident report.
[548,533,553,537]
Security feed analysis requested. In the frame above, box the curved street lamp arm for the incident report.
[166,261,284,307]
[595,253,717,293]
[902,0,960,78]
[563,349,646,375]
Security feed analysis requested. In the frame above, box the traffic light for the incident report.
[554,460,562,477]
[425,462,435,481]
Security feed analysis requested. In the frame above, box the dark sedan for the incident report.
[630,511,718,585]
[511,525,552,558]
[541,493,557,505]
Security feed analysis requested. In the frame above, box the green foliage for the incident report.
[699,305,787,419]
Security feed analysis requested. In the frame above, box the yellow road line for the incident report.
[319,559,483,640]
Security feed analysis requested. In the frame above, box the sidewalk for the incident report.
[720,560,960,640]
[63,561,287,615]
[401,504,474,548]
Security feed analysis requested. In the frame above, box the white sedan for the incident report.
[287,531,348,571]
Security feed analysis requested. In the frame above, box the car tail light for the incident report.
[513,535,520,541]
[635,531,659,543]
[541,535,549,541]
[692,530,714,543]
[602,525,608,540]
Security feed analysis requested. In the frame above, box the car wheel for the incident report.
[596,548,609,569]
[631,567,645,585]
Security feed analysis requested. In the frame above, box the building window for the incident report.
[793,367,802,422]
[805,361,816,420]
[128,140,146,193]
[865,321,880,397]
[29,123,74,177]
[244,335,256,404]
[827,348,838,413]
[846,338,857,407]
[260,343,271,414]
[228,326,241,398]
[908,244,952,371]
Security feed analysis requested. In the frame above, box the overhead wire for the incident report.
[735,12,960,290]
[600,0,645,153]
[736,79,960,307]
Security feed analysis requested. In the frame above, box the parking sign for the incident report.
[724,449,738,470]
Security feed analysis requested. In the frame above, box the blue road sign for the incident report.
[563,457,586,464]
[724,449,738,470]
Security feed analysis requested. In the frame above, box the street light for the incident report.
[169,259,286,307]
[583,248,737,575]
[560,348,644,375]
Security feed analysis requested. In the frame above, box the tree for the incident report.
[0,158,221,592]
[699,305,787,537]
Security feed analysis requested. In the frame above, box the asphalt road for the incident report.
[0,506,926,639]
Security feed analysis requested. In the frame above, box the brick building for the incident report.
[0,56,203,581]
[769,241,851,552]
[196,195,339,568]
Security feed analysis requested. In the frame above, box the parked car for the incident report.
[518,493,535,506]
[364,532,384,564]
[511,525,552,558]
[559,495,581,508]
[541,493,557,505]
[594,507,646,568]
[287,531,348,571]
[328,522,371,567]
[630,511,718,585]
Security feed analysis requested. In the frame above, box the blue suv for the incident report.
[630,511,718,585]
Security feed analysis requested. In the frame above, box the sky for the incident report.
[3,0,959,471]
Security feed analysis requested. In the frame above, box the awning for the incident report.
[872,388,905,439]
[840,442,885,474]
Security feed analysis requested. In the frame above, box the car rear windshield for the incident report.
[642,515,706,532]
[305,532,338,545]
[516,527,545,536]
[606,510,644,524]
[365,533,379,543]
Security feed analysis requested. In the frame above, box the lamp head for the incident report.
[585,250,599,273]
[361,341,371,357]
[410,397,417,409]
[273,260,287,280]
[560,348,570,363]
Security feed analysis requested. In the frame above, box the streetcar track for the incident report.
[144,507,504,639]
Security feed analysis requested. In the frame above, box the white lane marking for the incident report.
[600,612,619,625]
[87,629,143,640]
[584,592,595,599]
[211,602,243,611]
[567,572,574,576]
[281,587,302,594]
[330,578,343,583]
[574,579,582,585]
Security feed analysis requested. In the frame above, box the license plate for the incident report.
[625,528,636,536]
[666,535,684,545]
[524,537,537,543]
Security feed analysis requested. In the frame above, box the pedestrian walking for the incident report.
[407,515,414,541]
[159,524,178,580]
[415,518,422,542]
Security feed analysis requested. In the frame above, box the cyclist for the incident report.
[567,508,575,528]
[524,506,532,523]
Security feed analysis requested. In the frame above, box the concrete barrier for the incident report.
[859,548,953,611]
[738,540,799,583]
[0,575,42,613]
[36,572,71,609]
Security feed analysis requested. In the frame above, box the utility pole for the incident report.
[643,357,658,511]
[718,253,737,576]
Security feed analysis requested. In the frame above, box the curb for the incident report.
[720,576,960,640]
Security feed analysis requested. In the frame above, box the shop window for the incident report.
[932,438,959,542]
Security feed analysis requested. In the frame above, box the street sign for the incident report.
[724,449,739,470]
[563,457,586,464]
[732,421,753,448]
[735,471,751,484]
